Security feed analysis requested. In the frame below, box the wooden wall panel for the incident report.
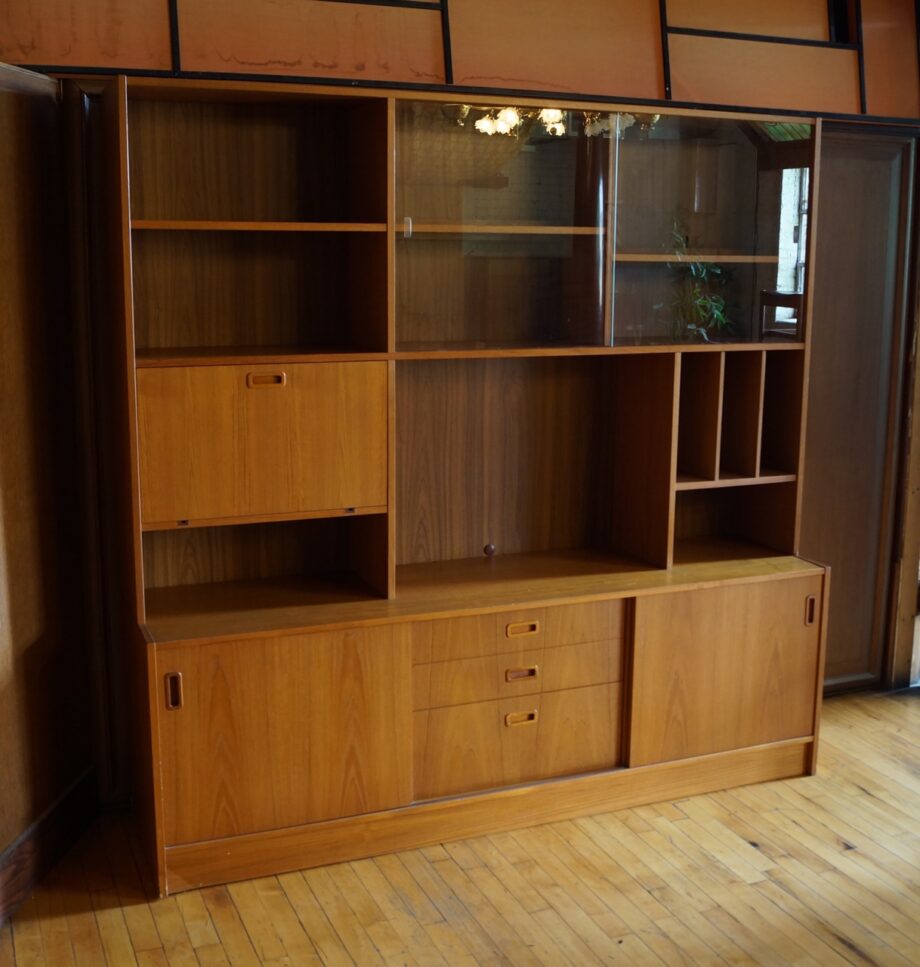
[179,0,444,84]
[0,68,93,852]
[450,0,663,99]
[0,0,171,69]
[862,0,920,118]
[669,33,862,113]
[667,0,830,41]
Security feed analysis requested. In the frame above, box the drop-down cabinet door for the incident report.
[629,572,825,766]
[156,625,413,845]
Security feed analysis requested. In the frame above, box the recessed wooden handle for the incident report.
[805,595,817,626]
[505,620,541,638]
[164,672,183,710]
[505,664,539,683]
[504,709,538,727]
[246,371,287,388]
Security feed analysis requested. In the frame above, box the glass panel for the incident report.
[612,114,814,345]
[396,101,612,349]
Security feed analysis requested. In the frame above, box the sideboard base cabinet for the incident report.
[148,567,828,895]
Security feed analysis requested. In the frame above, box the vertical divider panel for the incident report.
[676,351,724,482]
[720,351,766,478]
[603,115,618,346]
[794,119,823,553]
[609,353,679,568]
[386,99,398,598]
[105,77,146,624]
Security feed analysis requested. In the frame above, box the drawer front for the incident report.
[409,599,625,664]
[413,638,624,710]
[413,683,622,800]
[138,361,388,526]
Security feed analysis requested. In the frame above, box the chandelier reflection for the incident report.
[441,104,661,139]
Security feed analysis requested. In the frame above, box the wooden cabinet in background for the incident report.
[137,361,388,528]
[156,625,413,845]
[629,574,824,766]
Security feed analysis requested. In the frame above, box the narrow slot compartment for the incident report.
[128,95,387,223]
[761,349,805,476]
[720,351,765,477]
[142,515,390,630]
[132,230,387,354]
[677,352,724,483]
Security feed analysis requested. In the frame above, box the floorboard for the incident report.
[5,690,920,965]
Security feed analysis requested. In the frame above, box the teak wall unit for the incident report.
[95,77,828,895]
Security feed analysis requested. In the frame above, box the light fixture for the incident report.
[465,105,568,137]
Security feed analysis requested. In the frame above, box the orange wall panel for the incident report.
[667,0,830,41]
[669,33,862,114]
[862,0,920,117]
[179,0,445,85]
[450,0,663,99]
[0,0,171,69]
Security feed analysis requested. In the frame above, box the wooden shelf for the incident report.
[614,252,780,263]
[131,220,386,233]
[136,346,387,367]
[142,505,388,532]
[394,342,805,359]
[676,471,797,491]
[141,543,819,644]
[407,223,604,236]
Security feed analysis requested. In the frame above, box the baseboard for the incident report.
[0,770,98,926]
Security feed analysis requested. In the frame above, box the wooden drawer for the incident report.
[409,599,625,664]
[413,683,622,800]
[137,361,388,527]
[413,638,623,710]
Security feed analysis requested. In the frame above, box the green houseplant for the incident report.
[663,222,734,342]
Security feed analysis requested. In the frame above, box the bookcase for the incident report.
[95,77,828,895]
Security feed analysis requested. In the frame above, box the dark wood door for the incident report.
[802,130,916,689]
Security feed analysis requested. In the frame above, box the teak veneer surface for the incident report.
[143,541,822,645]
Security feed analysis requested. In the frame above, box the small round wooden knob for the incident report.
[483,543,496,558]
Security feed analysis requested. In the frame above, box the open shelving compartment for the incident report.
[395,353,678,596]
[127,87,390,359]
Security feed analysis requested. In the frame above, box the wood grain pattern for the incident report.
[128,96,387,223]
[414,683,622,800]
[396,359,613,565]
[629,574,824,765]
[761,349,804,474]
[667,0,830,40]
[669,33,862,114]
[450,0,663,98]
[164,739,810,893]
[178,0,444,83]
[801,134,913,685]
[0,66,94,855]
[132,228,388,353]
[720,350,764,477]
[137,362,388,527]
[156,625,413,845]
[607,354,679,568]
[144,542,822,645]
[414,638,623,710]
[861,0,920,118]
[677,351,724,481]
[0,0,171,69]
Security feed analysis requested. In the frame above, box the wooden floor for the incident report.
[3,690,920,966]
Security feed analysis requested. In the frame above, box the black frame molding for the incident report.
[667,25,857,50]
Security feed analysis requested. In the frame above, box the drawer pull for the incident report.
[805,595,817,626]
[246,371,287,388]
[504,709,538,727]
[506,620,541,639]
[164,672,183,710]
[505,664,539,683]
